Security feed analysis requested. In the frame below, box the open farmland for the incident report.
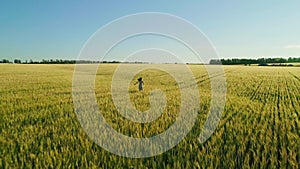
[0,64,299,168]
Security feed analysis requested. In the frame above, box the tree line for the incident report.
[209,57,300,65]
[1,57,300,65]
[0,59,120,64]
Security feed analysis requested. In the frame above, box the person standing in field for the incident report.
[135,77,144,91]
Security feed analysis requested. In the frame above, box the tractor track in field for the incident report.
[285,74,300,117]
[249,80,264,101]
[285,72,300,135]
[288,71,300,95]
[157,67,233,93]
[275,70,284,168]
[282,73,294,168]
[288,71,300,82]
[241,76,270,167]
[194,67,244,84]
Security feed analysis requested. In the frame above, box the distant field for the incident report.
[0,64,299,168]
[286,62,300,66]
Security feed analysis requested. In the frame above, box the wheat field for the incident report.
[0,64,299,168]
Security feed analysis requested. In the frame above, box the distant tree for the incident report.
[14,59,22,64]
[1,59,11,63]
[209,59,222,65]
[209,57,299,65]
[41,59,49,64]
[278,58,286,64]
[288,57,300,63]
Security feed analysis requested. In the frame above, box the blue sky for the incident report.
[1,1,300,62]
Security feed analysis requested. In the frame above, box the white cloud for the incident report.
[284,45,300,49]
